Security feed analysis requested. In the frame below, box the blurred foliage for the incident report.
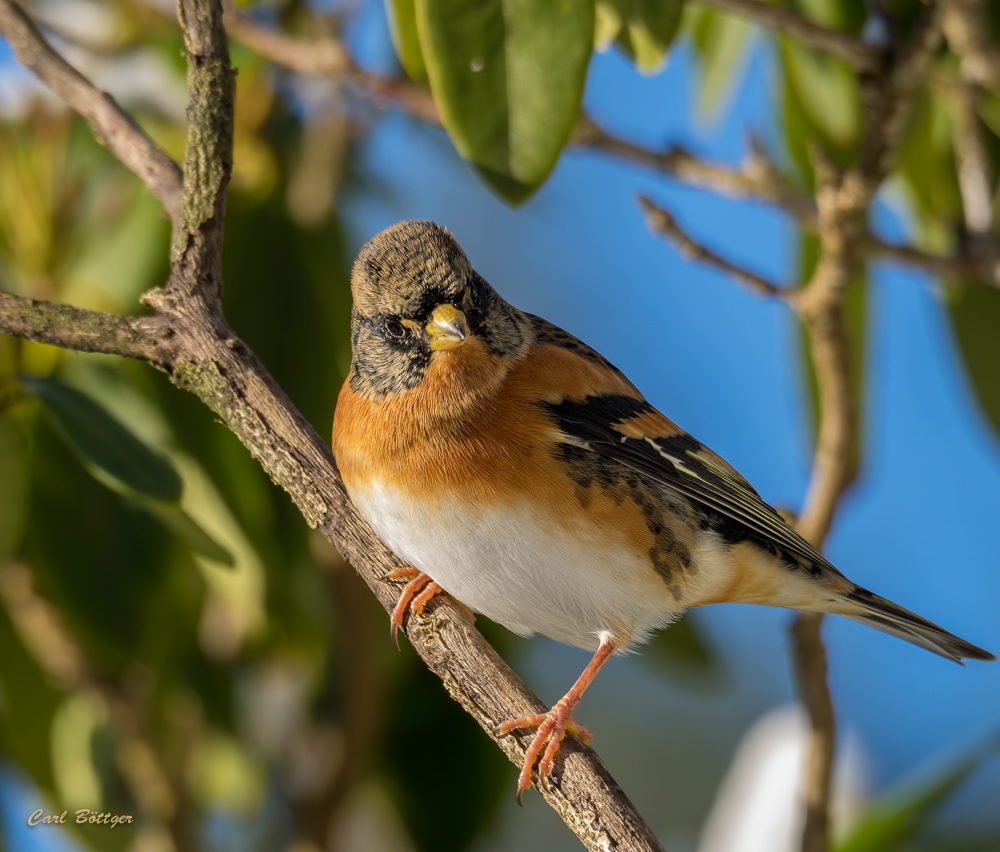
[0,0,999,850]
[837,734,1000,852]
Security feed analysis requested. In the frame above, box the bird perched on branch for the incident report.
[332,220,994,801]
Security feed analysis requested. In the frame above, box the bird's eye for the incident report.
[384,319,407,340]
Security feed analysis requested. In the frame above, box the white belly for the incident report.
[350,479,689,651]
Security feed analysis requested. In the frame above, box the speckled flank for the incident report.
[552,442,698,600]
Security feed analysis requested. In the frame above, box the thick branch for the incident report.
[0,284,667,852]
[0,0,182,221]
[0,2,667,848]
[697,0,882,71]
[168,0,234,309]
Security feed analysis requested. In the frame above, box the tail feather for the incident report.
[841,587,994,664]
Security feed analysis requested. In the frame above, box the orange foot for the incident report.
[385,567,474,649]
[495,635,617,803]
[496,703,595,804]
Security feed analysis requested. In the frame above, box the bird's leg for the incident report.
[385,568,475,649]
[496,635,617,803]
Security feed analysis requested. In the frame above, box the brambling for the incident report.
[332,220,994,801]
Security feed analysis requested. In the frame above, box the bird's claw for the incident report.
[496,702,594,803]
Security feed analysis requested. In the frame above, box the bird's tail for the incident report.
[838,586,994,664]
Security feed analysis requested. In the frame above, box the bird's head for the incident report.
[348,221,528,399]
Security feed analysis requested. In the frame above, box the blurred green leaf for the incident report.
[895,89,961,247]
[594,0,623,50]
[837,734,1000,852]
[782,40,861,154]
[25,413,173,664]
[416,0,594,203]
[639,611,717,674]
[946,284,1000,442]
[385,0,427,81]
[614,0,685,75]
[0,598,62,792]
[0,415,29,561]
[145,502,235,567]
[791,0,866,34]
[20,375,183,504]
[686,8,751,119]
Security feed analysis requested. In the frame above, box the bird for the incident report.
[332,220,994,801]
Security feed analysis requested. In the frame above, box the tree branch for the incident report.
[0,0,183,222]
[219,0,439,123]
[0,290,175,366]
[943,0,1000,93]
[0,2,666,848]
[638,195,790,299]
[0,278,666,852]
[575,118,818,224]
[696,0,883,72]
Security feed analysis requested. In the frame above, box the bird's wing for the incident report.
[540,391,842,577]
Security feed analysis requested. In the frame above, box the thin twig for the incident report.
[575,117,817,224]
[220,0,439,124]
[953,80,994,239]
[864,235,1000,284]
[0,0,183,222]
[697,0,883,72]
[943,0,1000,92]
[638,195,790,299]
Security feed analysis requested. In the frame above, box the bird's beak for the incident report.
[425,304,468,350]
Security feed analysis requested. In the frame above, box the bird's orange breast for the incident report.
[333,339,701,598]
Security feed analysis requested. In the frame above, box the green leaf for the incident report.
[686,8,751,119]
[640,611,717,674]
[615,0,685,75]
[146,502,235,567]
[0,598,63,793]
[782,39,861,152]
[946,284,1000,442]
[20,375,183,504]
[893,89,961,247]
[836,733,1000,852]
[0,415,29,561]
[594,0,623,50]
[416,0,594,203]
[384,0,427,81]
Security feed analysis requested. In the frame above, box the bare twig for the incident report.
[864,235,1000,284]
[219,0,439,124]
[0,0,183,222]
[953,81,994,239]
[575,118,818,224]
[944,0,1000,92]
[697,0,883,71]
[638,195,790,299]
